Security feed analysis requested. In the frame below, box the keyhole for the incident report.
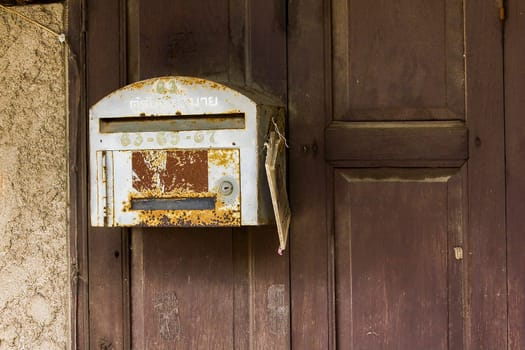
[219,181,234,196]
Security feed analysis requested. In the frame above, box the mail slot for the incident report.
[89,76,289,233]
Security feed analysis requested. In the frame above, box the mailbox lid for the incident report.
[90,76,260,118]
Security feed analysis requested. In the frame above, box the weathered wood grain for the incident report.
[86,0,130,348]
[465,0,507,348]
[288,0,331,348]
[326,122,468,162]
[505,0,525,348]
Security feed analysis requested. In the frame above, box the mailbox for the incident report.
[90,76,289,240]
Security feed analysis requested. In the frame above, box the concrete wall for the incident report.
[0,4,68,349]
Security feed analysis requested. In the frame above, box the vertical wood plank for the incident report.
[243,1,289,346]
[86,0,122,103]
[139,229,235,349]
[250,227,290,349]
[447,167,468,350]
[126,0,139,83]
[232,230,250,350]
[333,171,352,349]
[505,1,525,348]
[242,3,289,344]
[233,228,291,350]
[228,0,246,86]
[67,0,87,348]
[248,0,287,96]
[130,231,145,350]
[288,0,330,348]
[87,229,126,349]
[465,1,507,348]
[86,0,128,348]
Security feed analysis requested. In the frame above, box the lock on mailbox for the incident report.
[90,76,290,248]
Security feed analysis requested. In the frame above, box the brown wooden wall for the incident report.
[70,0,289,348]
[67,0,525,349]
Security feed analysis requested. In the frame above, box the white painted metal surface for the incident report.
[89,76,284,227]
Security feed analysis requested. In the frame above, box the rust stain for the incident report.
[163,150,208,192]
[122,188,219,212]
[132,151,166,192]
[123,186,241,226]
[208,149,236,168]
[132,150,208,193]
[176,77,229,91]
[177,77,208,87]
[124,188,215,204]
[208,82,228,91]
[127,147,240,227]
[118,77,233,96]
[128,190,241,227]
[136,207,240,227]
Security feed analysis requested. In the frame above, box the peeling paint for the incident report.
[128,149,240,227]
[154,291,181,341]
[132,150,210,193]
[267,284,289,336]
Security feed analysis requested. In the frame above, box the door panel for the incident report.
[334,169,466,349]
[332,0,465,121]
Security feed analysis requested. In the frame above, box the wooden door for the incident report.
[288,1,506,349]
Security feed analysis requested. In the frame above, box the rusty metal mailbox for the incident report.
[89,76,287,231]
